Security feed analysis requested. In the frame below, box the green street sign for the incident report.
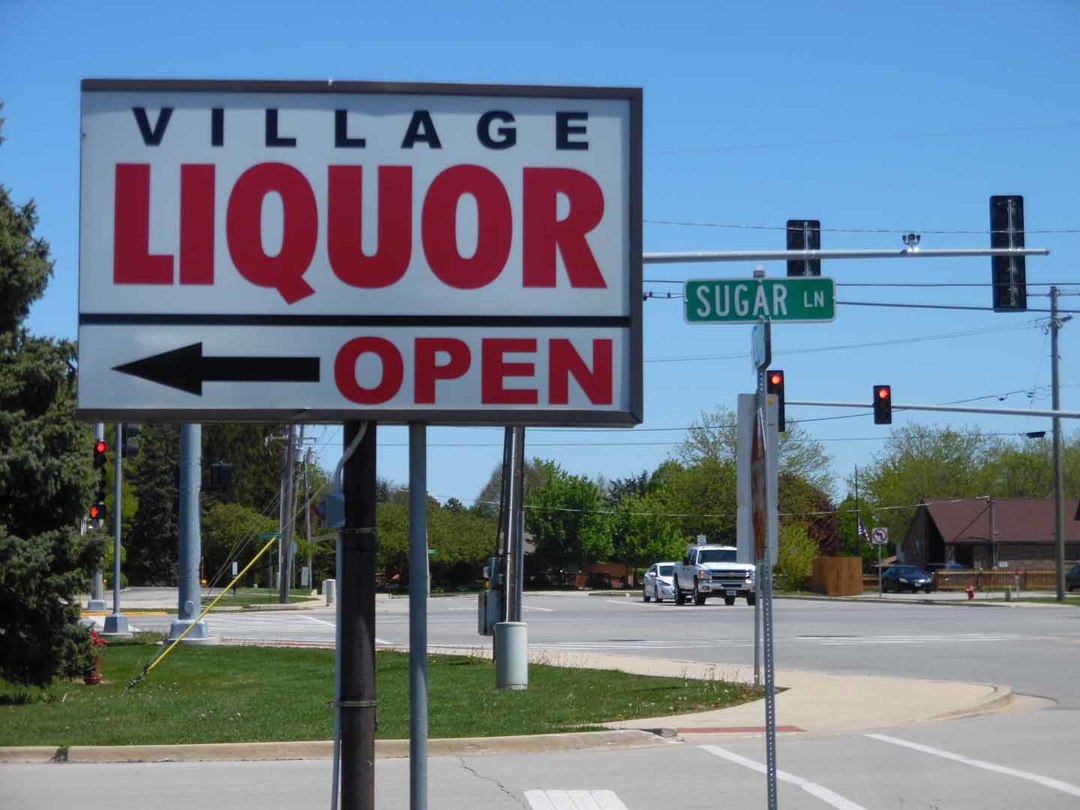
[684,277,836,324]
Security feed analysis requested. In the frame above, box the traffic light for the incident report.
[786,219,821,277]
[873,385,892,425]
[91,436,108,524]
[766,369,786,432]
[990,195,1026,311]
[120,424,141,458]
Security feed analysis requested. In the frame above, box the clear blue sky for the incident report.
[2,0,1078,505]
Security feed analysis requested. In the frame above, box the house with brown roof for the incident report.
[902,498,1080,569]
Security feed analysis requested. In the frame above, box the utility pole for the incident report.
[279,424,297,604]
[304,445,313,592]
[1051,287,1067,601]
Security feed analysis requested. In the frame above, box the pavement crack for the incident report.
[455,756,528,808]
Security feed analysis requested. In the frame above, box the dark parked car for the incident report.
[881,564,934,593]
[1067,563,1080,592]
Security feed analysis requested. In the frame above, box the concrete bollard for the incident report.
[494,622,528,690]
[322,579,336,606]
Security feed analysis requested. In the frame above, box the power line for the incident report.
[645,320,1042,364]
[644,217,1080,235]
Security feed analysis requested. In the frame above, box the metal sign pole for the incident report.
[408,425,428,810]
[753,321,778,810]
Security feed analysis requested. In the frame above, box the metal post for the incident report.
[507,427,526,623]
[408,425,428,810]
[168,424,209,641]
[1051,287,1067,601]
[304,446,313,591]
[102,424,129,636]
[501,427,520,621]
[756,371,778,810]
[279,424,297,603]
[341,421,377,810]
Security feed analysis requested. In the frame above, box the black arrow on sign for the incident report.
[114,343,320,395]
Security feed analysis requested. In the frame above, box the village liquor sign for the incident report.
[77,80,642,425]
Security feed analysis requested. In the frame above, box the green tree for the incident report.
[855,424,993,551]
[0,165,102,685]
[125,423,180,584]
[525,460,611,568]
[774,521,819,591]
[201,501,278,585]
[609,490,686,576]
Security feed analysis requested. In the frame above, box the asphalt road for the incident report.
[21,593,1080,809]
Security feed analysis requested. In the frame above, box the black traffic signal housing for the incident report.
[767,369,786,432]
[990,195,1026,311]
[121,424,141,458]
[873,385,892,425]
[91,437,108,524]
[786,219,821,277]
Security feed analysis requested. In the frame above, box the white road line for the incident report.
[523,605,555,612]
[701,745,868,810]
[298,614,336,628]
[524,789,628,810]
[866,733,1080,799]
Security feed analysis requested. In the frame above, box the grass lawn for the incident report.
[0,639,760,747]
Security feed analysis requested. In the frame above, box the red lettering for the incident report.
[523,168,605,288]
[481,338,538,404]
[334,337,404,404]
[114,164,173,284]
[226,162,317,304]
[415,338,470,404]
[328,165,412,288]
[180,164,215,285]
[549,339,613,405]
[422,165,511,289]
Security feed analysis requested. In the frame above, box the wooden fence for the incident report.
[929,570,1057,591]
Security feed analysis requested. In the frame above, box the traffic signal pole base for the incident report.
[495,622,528,690]
[166,619,216,644]
[102,614,132,637]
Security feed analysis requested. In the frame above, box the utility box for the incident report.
[478,589,503,636]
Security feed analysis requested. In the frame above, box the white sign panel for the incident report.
[77,80,642,424]
[870,527,889,546]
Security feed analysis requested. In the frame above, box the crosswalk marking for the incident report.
[867,733,1080,798]
[799,633,1021,647]
[701,745,868,810]
[524,790,628,810]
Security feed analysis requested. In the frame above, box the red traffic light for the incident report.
[89,502,106,521]
[873,384,893,425]
[94,439,108,454]
[769,371,784,386]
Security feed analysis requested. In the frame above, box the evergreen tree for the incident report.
[125,423,180,583]
[0,142,102,685]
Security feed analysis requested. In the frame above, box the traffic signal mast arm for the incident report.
[785,400,1080,420]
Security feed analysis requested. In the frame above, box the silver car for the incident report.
[643,562,676,603]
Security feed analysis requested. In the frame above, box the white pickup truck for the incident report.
[672,544,756,606]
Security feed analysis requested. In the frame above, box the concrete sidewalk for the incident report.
[2,644,1045,765]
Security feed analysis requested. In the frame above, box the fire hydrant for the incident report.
[965,585,975,601]
[83,628,108,685]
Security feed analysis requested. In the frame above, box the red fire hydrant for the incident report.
[83,628,108,685]
[965,585,975,601]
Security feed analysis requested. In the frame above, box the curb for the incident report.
[0,730,668,765]
[777,595,1018,608]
